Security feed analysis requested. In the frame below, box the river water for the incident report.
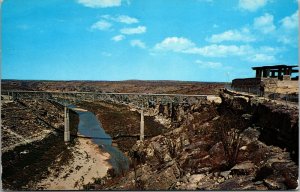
[71,107,129,174]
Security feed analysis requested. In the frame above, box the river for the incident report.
[71,106,129,174]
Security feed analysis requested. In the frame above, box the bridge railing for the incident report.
[2,90,212,108]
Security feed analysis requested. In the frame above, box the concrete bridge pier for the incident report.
[7,92,11,101]
[64,106,70,142]
[140,109,144,141]
[9,92,13,101]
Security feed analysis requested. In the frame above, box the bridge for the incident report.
[2,90,214,142]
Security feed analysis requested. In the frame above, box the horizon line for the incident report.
[1,79,229,83]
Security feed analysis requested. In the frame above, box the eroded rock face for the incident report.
[124,119,294,189]
[92,91,298,190]
[221,89,298,161]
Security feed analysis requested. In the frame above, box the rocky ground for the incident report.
[83,91,298,190]
[2,132,73,190]
[1,98,80,190]
[1,99,64,152]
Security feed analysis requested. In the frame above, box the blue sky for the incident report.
[2,0,299,82]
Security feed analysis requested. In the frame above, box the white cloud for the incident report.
[154,37,195,52]
[153,36,280,63]
[277,35,298,45]
[116,15,139,24]
[184,44,252,57]
[102,14,139,24]
[101,52,112,57]
[111,35,125,42]
[278,36,293,44]
[130,39,146,49]
[153,37,252,57]
[248,46,281,62]
[253,13,276,34]
[197,0,214,3]
[91,20,112,30]
[120,26,146,35]
[195,60,222,68]
[78,0,122,8]
[17,24,30,30]
[101,14,112,20]
[277,11,298,46]
[239,0,268,12]
[207,28,255,43]
[259,46,283,54]
[280,10,298,30]
[246,54,275,62]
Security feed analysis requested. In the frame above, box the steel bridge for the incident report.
[2,90,213,142]
[3,90,210,106]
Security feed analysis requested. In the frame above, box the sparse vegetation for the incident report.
[2,81,298,190]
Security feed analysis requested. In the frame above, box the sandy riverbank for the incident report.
[34,138,111,190]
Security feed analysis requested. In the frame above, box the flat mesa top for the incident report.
[252,65,299,70]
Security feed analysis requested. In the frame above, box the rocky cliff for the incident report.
[220,89,298,161]
[87,90,298,190]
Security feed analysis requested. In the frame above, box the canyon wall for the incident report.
[220,89,298,161]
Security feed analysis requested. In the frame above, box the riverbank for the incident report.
[1,100,113,190]
[34,137,111,190]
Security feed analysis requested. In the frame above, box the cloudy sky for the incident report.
[2,0,299,82]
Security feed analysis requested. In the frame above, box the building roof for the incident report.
[252,65,298,70]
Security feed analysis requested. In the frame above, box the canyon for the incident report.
[1,80,298,190]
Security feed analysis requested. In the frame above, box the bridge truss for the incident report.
[2,90,211,142]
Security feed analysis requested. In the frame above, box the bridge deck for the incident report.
[2,90,213,97]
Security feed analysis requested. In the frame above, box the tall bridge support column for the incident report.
[8,92,11,101]
[140,109,144,141]
[64,106,70,142]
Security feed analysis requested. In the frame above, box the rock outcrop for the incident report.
[220,89,299,161]
[90,92,298,190]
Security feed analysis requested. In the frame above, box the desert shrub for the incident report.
[135,179,146,190]
[221,128,242,168]
[166,138,177,158]
[153,148,165,165]
[214,112,248,168]
[92,177,104,185]
[129,150,146,165]
[107,168,117,178]
[282,170,298,189]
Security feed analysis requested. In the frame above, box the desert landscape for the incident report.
[2,0,298,190]
[1,80,298,190]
